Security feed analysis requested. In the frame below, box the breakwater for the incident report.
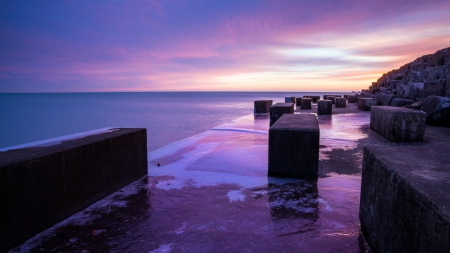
[0,128,148,251]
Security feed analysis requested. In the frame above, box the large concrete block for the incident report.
[360,146,450,253]
[296,97,302,106]
[420,95,450,126]
[304,95,320,103]
[0,128,148,252]
[323,95,342,100]
[254,100,273,113]
[391,98,414,107]
[358,97,377,111]
[370,106,426,142]
[317,100,332,115]
[270,103,294,126]
[268,114,319,178]
[327,96,336,104]
[285,96,296,103]
[335,97,346,108]
[347,95,356,103]
[300,98,312,109]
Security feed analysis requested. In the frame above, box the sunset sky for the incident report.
[1,0,450,92]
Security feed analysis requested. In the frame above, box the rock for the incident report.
[404,82,424,100]
[358,98,377,111]
[397,84,407,98]
[391,98,415,107]
[420,96,450,126]
[423,79,447,97]
[376,93,395,106]
[405,101,423,110]
[359,93,376,98]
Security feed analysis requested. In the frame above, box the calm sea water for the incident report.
[0,92,348,152]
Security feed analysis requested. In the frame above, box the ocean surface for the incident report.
[0,92,348,151]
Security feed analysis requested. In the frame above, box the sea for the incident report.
[0,92,348,151]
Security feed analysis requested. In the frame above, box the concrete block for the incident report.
[254,100,273,113]
[335,97,346,108]
[370,106,426,142]
[327,96,336,104]
[304,96,320,103]
[285,96,295,103]
[268,114,319,178]
[0,128,148,252]
[317,100,332,115]
[324,95,342,100]
[358,97,377,111]
[270,103,294,126]
[391,98,414,107]
[300,98,312,109]
[348,95,356,103]
[296,97,302,106]
[360,146,450,253]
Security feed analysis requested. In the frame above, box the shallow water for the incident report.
[11,105,374,252]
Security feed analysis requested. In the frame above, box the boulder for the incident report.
[420,96,450,126]
[423,79,447,97]
[391,98,415,107]
[376,93,395,106]
[404,82,424,100]
[405,101,423,110]
[358,98,377,111]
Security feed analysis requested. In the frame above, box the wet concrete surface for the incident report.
[11,103,379,253]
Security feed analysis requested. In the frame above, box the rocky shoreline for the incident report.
[358,46,450,126]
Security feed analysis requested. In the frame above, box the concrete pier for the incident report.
[0,128,148,252]
[328,96,336,104]
[358,97,377,111]
[254,100,273,113]
[335,97,346,108]
[317,100,332,115]
[268,114,319,178]
[270,103,294,126]
[300,98,312,109]
[370,106,426,142]
[360,145,450,253]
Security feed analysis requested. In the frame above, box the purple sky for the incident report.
[1,0,450,92]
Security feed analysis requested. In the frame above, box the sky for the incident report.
[1,0,450,92]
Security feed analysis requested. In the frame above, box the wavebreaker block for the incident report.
[335,97,346,108]
[358,97,377,111]
[268,114,319,178]
[370,106,426,142]
[270,103,294,126]
[254,100,273,113]
[300,98,312,109]
[317,100,332,115]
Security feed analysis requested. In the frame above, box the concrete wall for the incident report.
[0,128,148,252]
[360,146,450,253]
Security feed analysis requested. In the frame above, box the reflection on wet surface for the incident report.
[12,103,374,252]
